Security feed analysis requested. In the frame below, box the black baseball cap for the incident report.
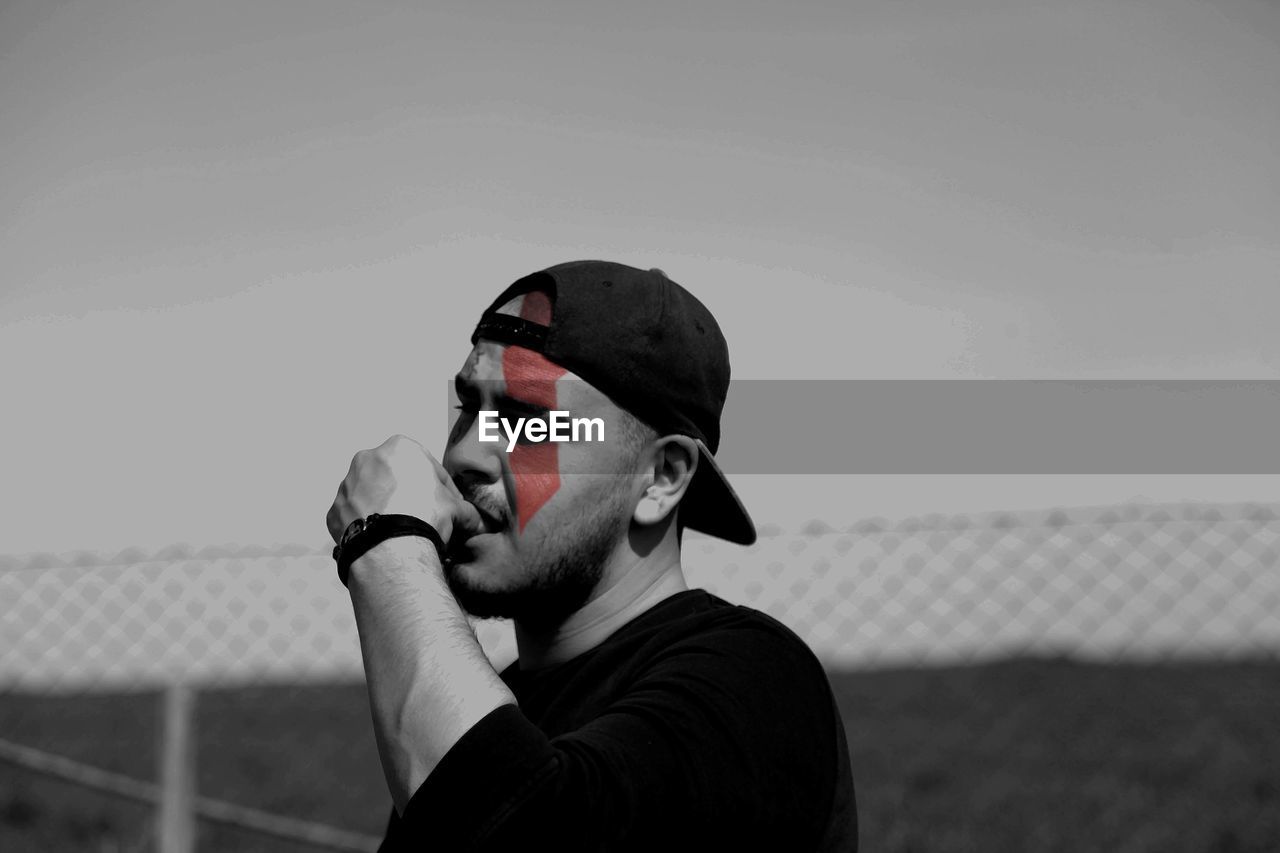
[470,260,756,545]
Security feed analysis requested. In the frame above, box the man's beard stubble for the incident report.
[443,487,627,632]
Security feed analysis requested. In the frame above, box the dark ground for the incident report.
[1,659,1277,852]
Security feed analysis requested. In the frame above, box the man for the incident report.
[326,261,857,851]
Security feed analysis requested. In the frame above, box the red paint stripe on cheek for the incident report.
[502,295,565,532]
[509,442,559,532]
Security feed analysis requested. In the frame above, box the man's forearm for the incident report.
[347,536,516,814]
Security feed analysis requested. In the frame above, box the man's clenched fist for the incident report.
[326,435,482,553]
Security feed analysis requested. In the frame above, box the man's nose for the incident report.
[443,410,503,492]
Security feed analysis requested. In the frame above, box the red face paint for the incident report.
[501,291,566,532]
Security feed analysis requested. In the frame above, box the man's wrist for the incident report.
[335,513,446,586]
[346,534,448,586]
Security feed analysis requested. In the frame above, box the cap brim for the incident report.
[680,438,757,545]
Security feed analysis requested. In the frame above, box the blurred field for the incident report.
[1,658,1277,853]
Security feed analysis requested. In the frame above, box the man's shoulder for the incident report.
[503,588,835,735]
[626,588,804,643]
[626,590,853,850]
[624,589,830,685]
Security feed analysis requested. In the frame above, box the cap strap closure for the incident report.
[471,313,549,350]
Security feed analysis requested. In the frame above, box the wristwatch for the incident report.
[332,513,446,587]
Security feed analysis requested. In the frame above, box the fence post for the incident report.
[157,681,196,853]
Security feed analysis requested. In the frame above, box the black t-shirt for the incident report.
[378,589,858,852]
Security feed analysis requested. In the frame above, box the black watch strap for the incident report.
[333,513,445,587]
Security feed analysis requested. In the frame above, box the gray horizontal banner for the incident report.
[716,380,1280,474]
[446,380,1280,474]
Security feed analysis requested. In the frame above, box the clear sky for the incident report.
[3,0,1278,554]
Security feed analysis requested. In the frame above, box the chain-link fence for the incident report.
[3,500,1279,850]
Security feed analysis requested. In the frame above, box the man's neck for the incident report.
[514,550,688,669]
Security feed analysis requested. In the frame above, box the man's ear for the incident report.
[634,435,699,528]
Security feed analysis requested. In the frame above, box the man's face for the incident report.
[441,293,644,628]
